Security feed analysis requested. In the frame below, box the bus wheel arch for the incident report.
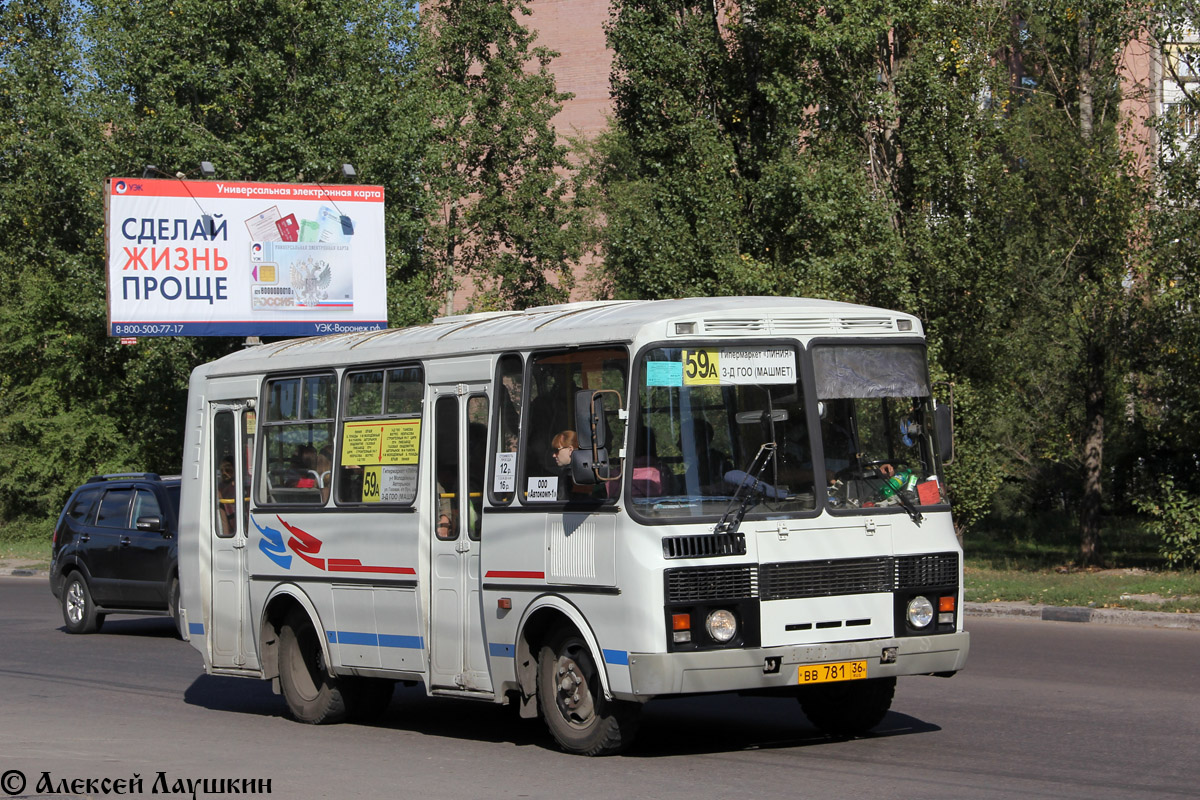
[260,587,327,685]
[515,599,640,755]
[515,600,612,712]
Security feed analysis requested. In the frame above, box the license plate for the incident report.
[798,660,868,685]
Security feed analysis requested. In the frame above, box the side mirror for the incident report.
[135,515,164,532]
[934,401,954,464]
[573,389,622,483]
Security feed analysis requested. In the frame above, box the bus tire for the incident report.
[798,676,896,737]
[278,609,350,724]
[537,628,640,756]
[62,572,103,634]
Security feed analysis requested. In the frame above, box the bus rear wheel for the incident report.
[278,609,350,724]
[798,676,896,737]
[537,629,640,756]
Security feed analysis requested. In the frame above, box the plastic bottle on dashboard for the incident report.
[880,469,914,498]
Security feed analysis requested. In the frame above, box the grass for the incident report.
[0,517,53,567]
[964,513,1200,613]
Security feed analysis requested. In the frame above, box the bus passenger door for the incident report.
[429,387,492,692]
[208,403,257,670]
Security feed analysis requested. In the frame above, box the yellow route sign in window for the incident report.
[341,419,421,466]
[683,349,721,385]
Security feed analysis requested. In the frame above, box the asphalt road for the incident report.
[2,575,1198,800]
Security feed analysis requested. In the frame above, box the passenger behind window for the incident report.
[691,418,733,493]
[630,424,664,498]
[316,447,333,504]
[217,456,237,534]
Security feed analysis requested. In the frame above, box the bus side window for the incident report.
[337,365,424,506]
[520,347,628,504]
[258,375,335,506]
[490,353,522,506]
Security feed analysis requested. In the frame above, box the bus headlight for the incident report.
[907,596,934,628]
[706,609,738,642]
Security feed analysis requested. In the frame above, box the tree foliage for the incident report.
[417,0,589,311]
[0,0,429,521]
[596,0,1180,562]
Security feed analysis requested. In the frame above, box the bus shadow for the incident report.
[629,694,941,757]
[183,677,940,756]
[57,617,179,639]
[184,674,289,717]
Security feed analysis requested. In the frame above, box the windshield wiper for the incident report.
[713,442,777,536]
[894,485,924,525]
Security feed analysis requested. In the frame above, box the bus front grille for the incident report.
[662,532,747,559]
[665,565,758,602]
[759,557,893,601]
[665,553,959,604]
[895,552,959,588]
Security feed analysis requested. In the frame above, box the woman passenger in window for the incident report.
[551,429,580,500]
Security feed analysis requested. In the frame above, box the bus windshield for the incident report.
[813,343,945,511]
[632,346,816,520]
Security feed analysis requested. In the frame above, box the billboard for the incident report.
[105,178,388,337]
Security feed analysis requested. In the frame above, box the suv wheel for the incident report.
[168,576,183,639]
[62,573,104,634]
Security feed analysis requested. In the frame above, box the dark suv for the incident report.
[50,473,182,635]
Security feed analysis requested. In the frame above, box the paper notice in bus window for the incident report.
[526,475,559,502]
[362,464,418,503]
[341,419,421,466]
[494,452,516,493]
[646,361,683,387]
[718,348,795,385]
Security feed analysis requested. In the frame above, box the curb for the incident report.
[965,601,1200,631]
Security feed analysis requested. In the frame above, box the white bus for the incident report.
[178,296,969,755]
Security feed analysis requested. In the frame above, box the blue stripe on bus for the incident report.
[489,642,515,658]
[188,622,205,636]
[325,630,424,650]
[602,649,629,666]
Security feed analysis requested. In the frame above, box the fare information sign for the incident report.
[105,178,388,337]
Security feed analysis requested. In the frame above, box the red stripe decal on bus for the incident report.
[484,571,545,580]
[327,559,416,575]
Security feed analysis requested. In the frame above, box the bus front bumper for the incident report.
[621,631,969,699]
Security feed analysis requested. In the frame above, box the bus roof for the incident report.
[195,296,922,378]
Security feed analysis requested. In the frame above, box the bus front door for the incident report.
[208,403,258,670]
[429,388,492,693]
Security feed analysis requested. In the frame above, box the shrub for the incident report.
[1135,477,1200,569]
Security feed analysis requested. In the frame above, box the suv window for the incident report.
[95,489,133,528]
[132,488,162,525]
[67,487,103,523]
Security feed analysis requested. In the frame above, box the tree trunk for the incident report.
[1076,14,1103,566]
[1080,336,1104,566]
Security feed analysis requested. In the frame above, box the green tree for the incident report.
[0,0,131,521]
[0,0,430,523]
[597,0,1017,531]
[996,1,1152,565]
[87,0,431,325]
[416,0,590,312]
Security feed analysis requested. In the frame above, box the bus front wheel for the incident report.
[798,676,896,736]
[278,609,350,724]
[537,629,640,756]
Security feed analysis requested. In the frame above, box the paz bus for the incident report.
[178,296,969,755]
